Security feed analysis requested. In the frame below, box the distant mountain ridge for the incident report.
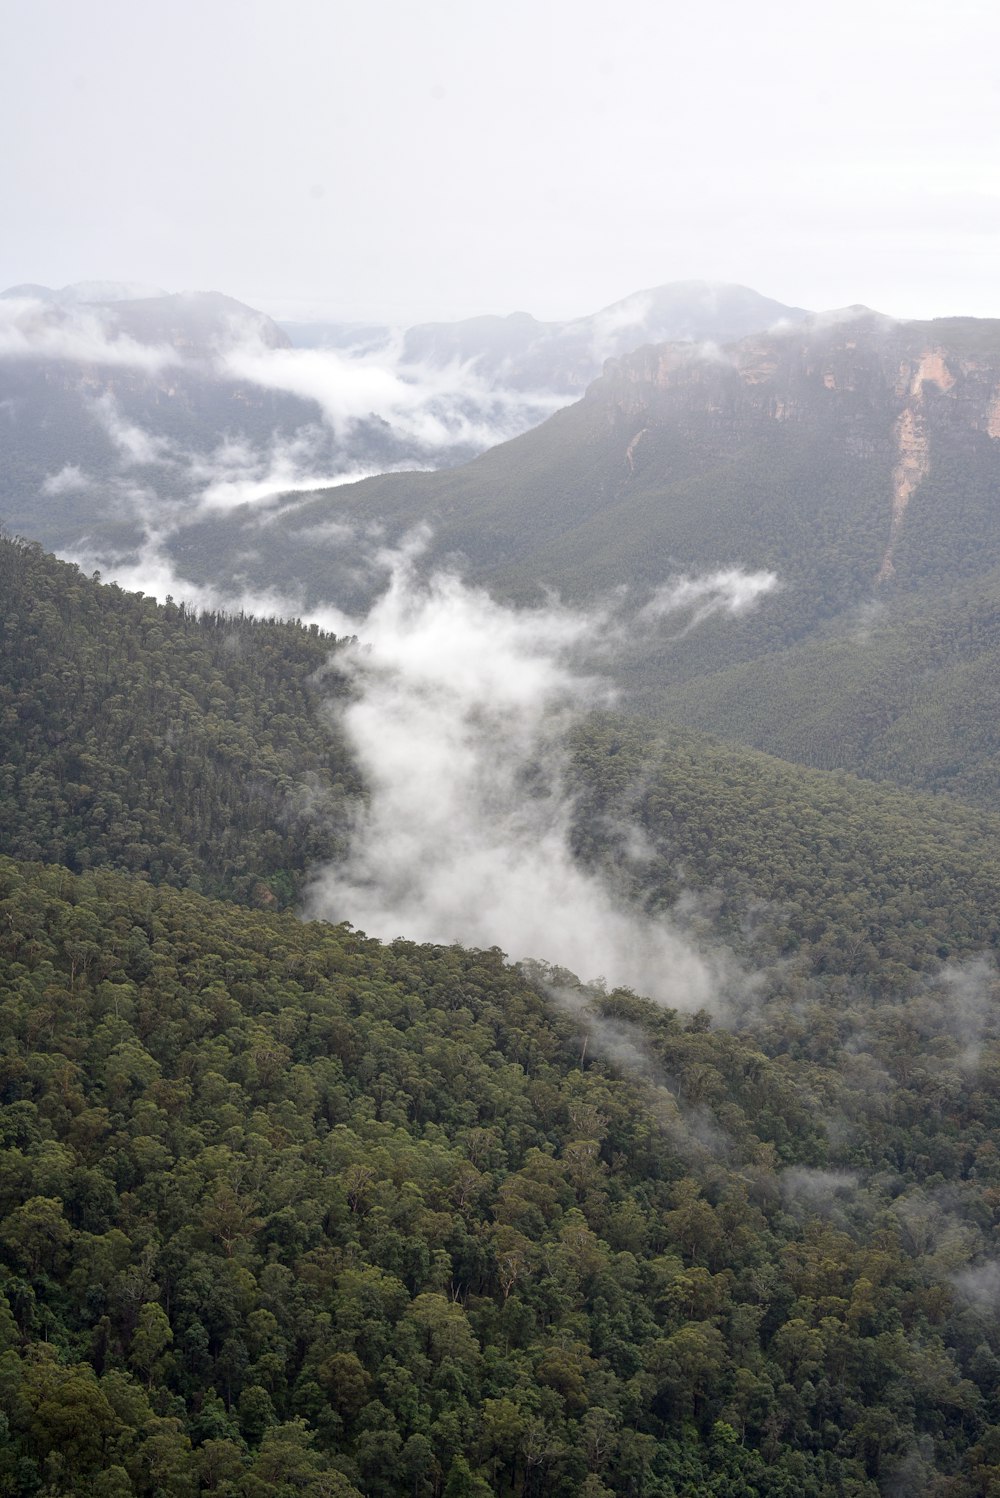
[170,307,1000,807]
[1,278,169,304]
[0,281,291,355]
[0,282,400,553]
[281,280,810,392]
[191,306,1000,604]
[0,275,812,563]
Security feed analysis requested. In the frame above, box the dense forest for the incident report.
[4,855,1000,1498]
[0,538,358,907]
[644,568,1000,809]
[5,536,1000,1494]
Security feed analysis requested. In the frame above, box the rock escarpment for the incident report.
[596,312,1000,586]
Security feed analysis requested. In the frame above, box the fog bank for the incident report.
[305,551,777,1005]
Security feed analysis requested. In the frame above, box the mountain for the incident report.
[277,318,396,353]
[284,281,810,393]
[656,565,1000,808]
[177,308,1000,806]
[0,277,812,585]
[100,289,293,356]
[0,284,423,556]
[0,279,169,304]
[0,283,291,353]
[0,535,358,906]
[7,533,1000,972]
[8,537,1000,1491]
[267,307,1000,606]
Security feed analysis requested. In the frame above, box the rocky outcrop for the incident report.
[877,350,955,581]
[594,314,1000,584]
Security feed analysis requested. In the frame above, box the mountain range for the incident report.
[283,281,808,393]
[5,276,1000,1494]
[166,306,1000,808]
[0,278,807,564]
[8,280,1000,815]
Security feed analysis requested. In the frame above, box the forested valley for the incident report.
[3,534,1000,1495]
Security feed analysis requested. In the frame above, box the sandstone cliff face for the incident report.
[876,350,956,581]
[593,314,1000,585]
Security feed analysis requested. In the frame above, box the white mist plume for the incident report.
[780,1166,861,1222]
[0,296,177,371]
[89,393,175,466]
[66,401,396,575]
[642,568,779,628]
[935,955,999,1070]
[41,464,90,496]
[220,334,567,450]
[182,429,387,513]
[303,550,769,1007]
[66,532,316,624]
[953,1260,1000,1317]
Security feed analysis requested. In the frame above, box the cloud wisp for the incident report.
[304,549,775,1006]
[0,296,178,372]
[641,568,780,631]
[219,332,568,451]
[7,288,572,586]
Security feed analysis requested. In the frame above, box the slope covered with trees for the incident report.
[636,569,1000,810]
[4,853,1000,1497]
[0,536,358,907]
[164,313,1000,811]
[568,714,1000,979]
[7,541,1000,1492]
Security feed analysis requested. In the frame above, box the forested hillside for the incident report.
[568,715,1000,980]
[650,569,1000,809]
[4,854,1000,1498]
[5,540,1000,1492]
[163,313,1000,811]
[0,537,358,906]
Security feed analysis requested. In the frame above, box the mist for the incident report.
[220,333,566,452]
[304,548,776,1005]
[1,289,572,583]
[0,295,177,371]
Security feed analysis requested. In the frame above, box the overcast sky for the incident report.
[3,0,998,324]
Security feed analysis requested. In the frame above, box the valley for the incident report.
[4,278,1000,1496]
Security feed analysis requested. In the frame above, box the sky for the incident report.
[3,0,1000,324]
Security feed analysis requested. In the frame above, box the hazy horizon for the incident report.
[4,0,1000,326]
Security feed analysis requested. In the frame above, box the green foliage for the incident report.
[0,535,359,905]
[8,529,1000,1492]
[569,713,1000,975]
[654,566,1000,808]
[0,850,997,1493]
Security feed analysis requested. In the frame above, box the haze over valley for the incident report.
[7,2,1000,1493]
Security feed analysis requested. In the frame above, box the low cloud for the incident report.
[303,549,770,1006]
[952,1260,1000,1317]
[67,531,313,622]
[0,296,178,371]
[935,956,999,1070]
[182,428,378,513]
[640,568,780,629]
[578,293,653,365]
[780,1166,862,1223]
[42,463,90,495]
[219,334,567,451]
[89,392,175,466]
